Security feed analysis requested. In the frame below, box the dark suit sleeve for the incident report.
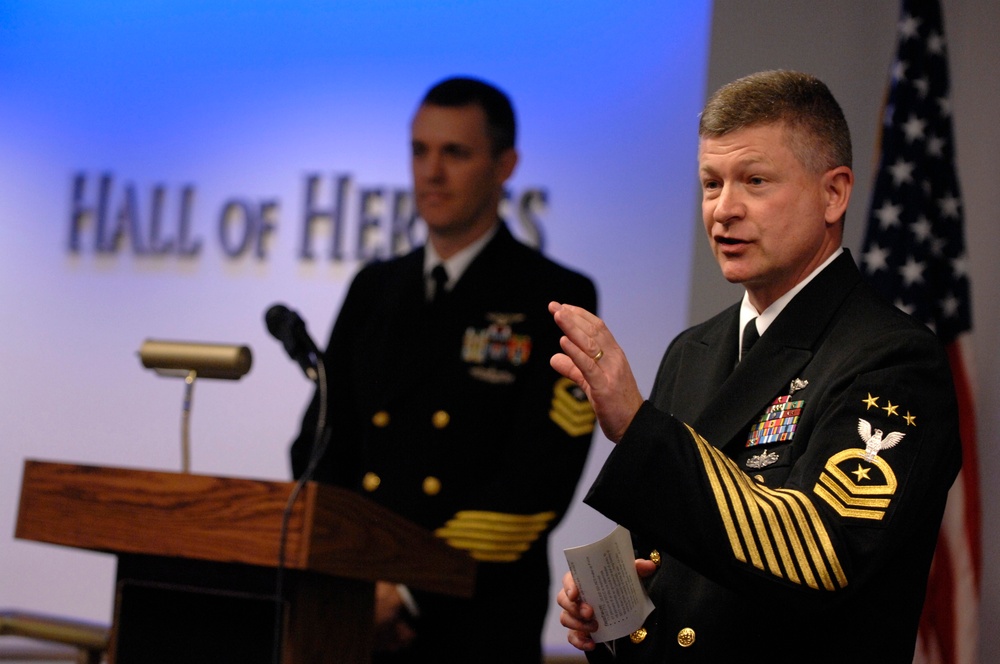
[585,321,960,609]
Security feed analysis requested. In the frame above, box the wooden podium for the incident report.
[14,460,476,664]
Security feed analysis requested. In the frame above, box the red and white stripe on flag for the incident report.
[858,1,981,662]
[913,336,980,664]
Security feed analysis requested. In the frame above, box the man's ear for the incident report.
[496,148,519,183]
[824,166,854,224]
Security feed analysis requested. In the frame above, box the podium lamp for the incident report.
[138,339,252,473]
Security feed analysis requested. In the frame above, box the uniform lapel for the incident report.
[685,251,862,449]
[373,250,433,403]
[669,309,739,425]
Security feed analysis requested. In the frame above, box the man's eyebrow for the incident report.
[442,141,472,152]
[700,155,769,173]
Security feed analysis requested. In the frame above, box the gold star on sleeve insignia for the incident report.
[863,393,879,410]
[851,464,872,482]
[904,412,916,426]
[882,401,899,417]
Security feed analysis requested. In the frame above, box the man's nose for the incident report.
[713,184,744,223]
[422,152,445,181]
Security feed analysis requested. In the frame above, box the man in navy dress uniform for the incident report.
[291,76,598,663]
[551,70,961,663]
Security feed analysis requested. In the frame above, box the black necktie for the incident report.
[430,264,449,305]
[741,317,760,361]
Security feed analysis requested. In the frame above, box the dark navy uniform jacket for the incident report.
[292,222,597,663]
[585,250,961,664]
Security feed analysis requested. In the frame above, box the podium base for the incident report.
[109,554,374,664]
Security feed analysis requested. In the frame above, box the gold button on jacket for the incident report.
[431,410,450,429]
[422,476,442,496]
[362,472,381,492]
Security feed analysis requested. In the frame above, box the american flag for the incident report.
[859,1,981,662]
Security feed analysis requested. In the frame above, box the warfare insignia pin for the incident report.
[789,378,809,395]
[487,312,526,326]
[746,449,780,469]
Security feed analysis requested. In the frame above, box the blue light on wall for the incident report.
[0,0,712,654]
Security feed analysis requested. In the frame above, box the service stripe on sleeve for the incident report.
[684,424,847,591]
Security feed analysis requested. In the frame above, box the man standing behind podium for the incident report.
[290,76,598,662]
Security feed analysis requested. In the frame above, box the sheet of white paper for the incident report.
[563,524,655,642]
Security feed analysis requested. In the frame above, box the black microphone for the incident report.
[264,303,329,664]
[265,303,319,382]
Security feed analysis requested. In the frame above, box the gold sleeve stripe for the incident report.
[550,377,596,436]
[434,511,556,562]
[721,457,785,578]
[794,490,848,589]
[683,424,847,591]
[448,510,557,525]
[550,410,596,437]
[763,486,844,591]
[812,449,898,521]
[814,484,889,520]
[755,486,822,589]
[701,444,813,587]
[434,526,545,542]
[752,490,805,586]
[817,474,892,509]
[437,538,530,552]
[466,551,524,562]
[696,441,766,569]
